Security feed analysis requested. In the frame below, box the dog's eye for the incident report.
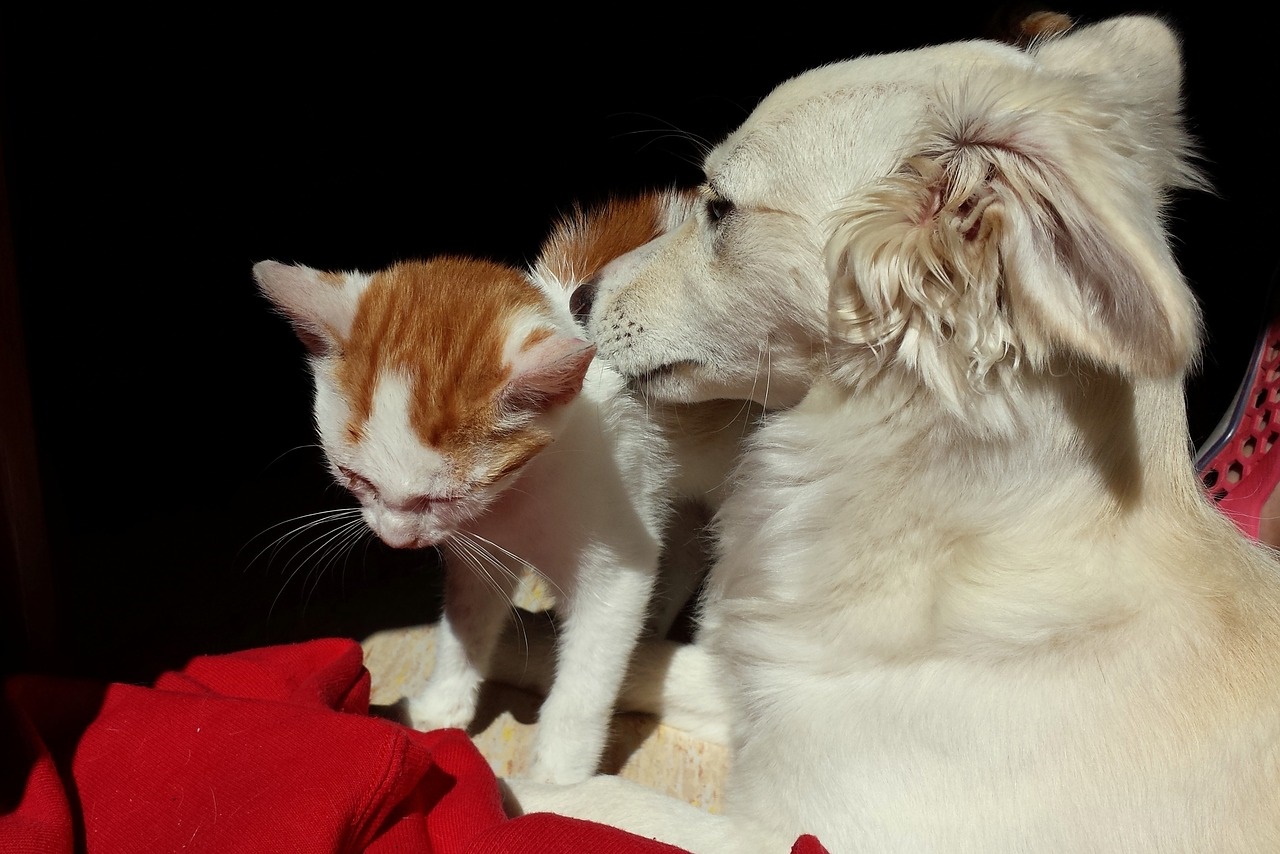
[706,196,734,224]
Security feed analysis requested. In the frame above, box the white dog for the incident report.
[505,13,1280,853]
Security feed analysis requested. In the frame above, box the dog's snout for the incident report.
[570,277,598,324]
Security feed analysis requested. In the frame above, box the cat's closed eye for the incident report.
[402,495,458,514]
[337,466,376,497]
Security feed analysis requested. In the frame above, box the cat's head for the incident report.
[253,257,595,549]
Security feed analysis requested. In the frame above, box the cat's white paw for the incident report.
[525,678,605,782]
[406,688,475,733]
[526,739,601,785]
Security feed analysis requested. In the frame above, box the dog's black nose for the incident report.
[570,277,599,325]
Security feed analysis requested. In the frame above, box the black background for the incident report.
[1,4,1273,683]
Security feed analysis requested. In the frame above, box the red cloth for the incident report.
[0,638,828,853]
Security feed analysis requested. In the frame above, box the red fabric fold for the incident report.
[0,638,827,853]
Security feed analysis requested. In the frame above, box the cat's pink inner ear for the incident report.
[502,336,596,413]
[252,260,355,355]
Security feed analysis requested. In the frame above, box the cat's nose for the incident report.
[569,276,599,324]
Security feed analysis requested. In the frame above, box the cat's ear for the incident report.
[501,335,596,414]
[253,260,367,356]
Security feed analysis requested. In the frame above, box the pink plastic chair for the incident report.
[1196,273,1280,544]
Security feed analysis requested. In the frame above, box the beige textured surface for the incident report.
[361,619,728,813]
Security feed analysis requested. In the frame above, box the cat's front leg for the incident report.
[407,555,516,733]
[527,558,658,784]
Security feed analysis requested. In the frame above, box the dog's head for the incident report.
[575,15,1204,412]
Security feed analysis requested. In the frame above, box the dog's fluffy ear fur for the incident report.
[826,16,1207,402]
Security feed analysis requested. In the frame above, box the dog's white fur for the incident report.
[505,14,1280,853]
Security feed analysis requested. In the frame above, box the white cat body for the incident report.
[402,348,674,785]
[255,256,674,784]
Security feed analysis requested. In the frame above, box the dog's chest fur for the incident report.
[706,370,1280,850]
[706,368,1280,850]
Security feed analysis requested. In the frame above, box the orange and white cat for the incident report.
[253,188,743,784]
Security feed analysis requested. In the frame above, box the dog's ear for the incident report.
[827,16,1204,386]
[1029,15,1203,194]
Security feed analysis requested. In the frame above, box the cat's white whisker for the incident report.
[443,536,508,600]
[449,531,525,591]
[299,517,371,604]
[244,506,363,542]
[261,443,326,472]
[446,536,537,659]
[240,508,363,575]
[465,531,566,601]
[452,530,559,658]
[447,534,533,658]
[269,516,369,617]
